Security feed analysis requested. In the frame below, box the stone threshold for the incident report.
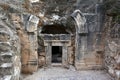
[52,63,62,67]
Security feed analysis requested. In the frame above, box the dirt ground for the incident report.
[22,67,114,80]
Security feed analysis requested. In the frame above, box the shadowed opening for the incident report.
[41,24,69,34]
[52,46,62,63]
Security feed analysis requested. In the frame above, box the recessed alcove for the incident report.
[39,23,71,67]
[52,46,62,63]
[41,24,69,34]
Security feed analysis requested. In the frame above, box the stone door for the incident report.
[45,42,69,67]
[41,34,71,67]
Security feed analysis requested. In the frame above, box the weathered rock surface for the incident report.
[104,1,120,79]
[10,13,39,74]
[0,8,21,80]
[0,0,119,80]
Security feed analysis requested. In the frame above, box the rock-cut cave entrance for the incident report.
[40,24,71,67]
[52,46,62,63]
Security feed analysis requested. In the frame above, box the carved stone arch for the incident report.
[71,9,87,34]
[71,9,88,70]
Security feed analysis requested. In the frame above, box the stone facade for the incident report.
[40,34,71,67]
[0,0,119,80]
[37,0,104,70]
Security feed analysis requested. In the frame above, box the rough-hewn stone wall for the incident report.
[0,0,119,80]
[103,17,120,80]
[0,1,40,79]
[10,13,39,74]
[102,0,120,80]
[0,7,21,80]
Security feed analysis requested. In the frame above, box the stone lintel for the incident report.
[44,41,71,46]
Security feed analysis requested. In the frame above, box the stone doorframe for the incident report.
[41,34,71,67]
[71,9,88,70]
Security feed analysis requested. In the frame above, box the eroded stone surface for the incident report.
[0,0,119,80]
[23,67,114,80]
[0,7,21,80]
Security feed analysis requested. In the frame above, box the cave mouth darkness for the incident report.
[52,46,62,63]
[41,24,69,34]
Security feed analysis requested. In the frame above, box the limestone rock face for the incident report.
[10,13,39,74]
[105,40,120,80]
[0,0,119,80]
[0,8,21,80]
[104,16,120,80]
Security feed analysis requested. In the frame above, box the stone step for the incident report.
[0,31,10,42]
[0,63,12,76]
[0,42,11,45]
[0,56,12,63]
[0,31,10,37]
[0,42,11,52]
[4,75,12,80]
[0,63,12,68]
[0,67,12,76]
[52,63,62,67]
[0,52,12,57]
[0,75,12,80]
[0,51,13,63]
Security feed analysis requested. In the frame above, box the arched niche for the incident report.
[71,9,88,70]
[39,23,71,67]
[38,9,88,69]
[41,24,69,34]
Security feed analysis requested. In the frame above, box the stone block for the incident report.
[0,63,12,68]
[26,15,39,32]
[26,22,38,32]
[29,15,39,24]
[0,42,11,52]
[0,32,10,42]
[0,52,12,56]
